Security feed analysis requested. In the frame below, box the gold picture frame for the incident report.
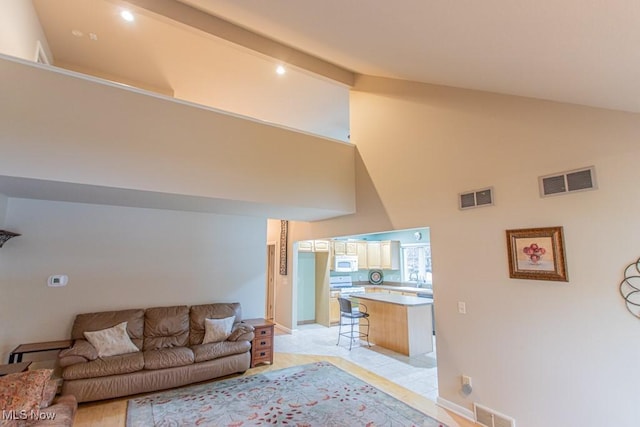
[279,220,288,275]
[506,226,568,281]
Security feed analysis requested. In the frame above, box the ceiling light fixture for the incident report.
[276,65,286,75]
[71,29,83,37]
[120,10,135,22]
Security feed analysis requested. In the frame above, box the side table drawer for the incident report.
[253,348,272,364]
[255,327,273,339]
[254,335,272,350]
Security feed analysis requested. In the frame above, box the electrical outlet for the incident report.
[458,301,467,314]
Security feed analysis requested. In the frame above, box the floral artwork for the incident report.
[506,227,568,281]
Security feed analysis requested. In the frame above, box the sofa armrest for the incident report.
[58,339,98,367]
[227,322,255,342]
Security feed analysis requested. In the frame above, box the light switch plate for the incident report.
[458,301,467,314]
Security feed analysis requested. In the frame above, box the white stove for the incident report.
[330,276,365,296]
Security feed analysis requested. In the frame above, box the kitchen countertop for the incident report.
[352,293,432,306]
[354,282,433,295]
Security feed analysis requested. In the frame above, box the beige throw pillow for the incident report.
[203,316,235,344]
[83,321,139,358]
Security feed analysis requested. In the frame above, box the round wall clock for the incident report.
[369,269,383,285]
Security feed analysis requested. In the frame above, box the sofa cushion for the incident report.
[84,321,140,358]
[72,309,144,350]
[203,316,235,344]
[191,341,251,363]
[62,352,144,380]
[143,347,194,370]
[190,303,242,346]
[143,306,189,351]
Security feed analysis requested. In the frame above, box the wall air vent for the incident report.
[474,403,516,427]
[539,166,597,197]
[459,187,494,210]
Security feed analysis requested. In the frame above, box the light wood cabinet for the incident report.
[345,242,358,256]
[357,241,368,268]
[313,240,330,252]
[298,240,314,252]
[329,291,341,324]
[381,241,400,270]
[366,241,382,268]
[333,241,346,255]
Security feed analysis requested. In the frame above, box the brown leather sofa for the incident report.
[57,303,254,402]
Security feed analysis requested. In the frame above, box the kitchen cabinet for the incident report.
[357,241,368,268]
[345,242,358,256]
[298,240,314,252]
[381,241,400,269]
[365,240,400,270]
[298,240,330,252]
[313,240,330,252]
[329,290,341,324]
[333,241,346,255]
[366,242,382,268]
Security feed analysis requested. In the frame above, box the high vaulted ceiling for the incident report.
[182,0,640,113]
[33,0,640,145]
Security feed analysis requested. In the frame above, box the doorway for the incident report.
[266,243,276,321]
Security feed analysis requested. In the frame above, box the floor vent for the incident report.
[539,166,597,197]
[459,187,494,210]
[474,403,516,427]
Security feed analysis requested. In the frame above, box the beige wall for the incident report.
[0,0,51,62]
[0,58,355,221]
[0,194,6,227]
[295,76,640,427]
[0,198,267,362]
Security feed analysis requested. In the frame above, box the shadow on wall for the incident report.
[304,147,393,238]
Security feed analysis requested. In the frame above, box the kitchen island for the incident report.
[352,293,433,356]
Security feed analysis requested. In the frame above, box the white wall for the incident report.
[0,198,267,362]
[0,0,52,62]
[0,194,7,227]
[295,76,640,427]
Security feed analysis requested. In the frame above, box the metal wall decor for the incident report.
[279,220,288,275]
[620,257,640,319]
[0,230,21,248]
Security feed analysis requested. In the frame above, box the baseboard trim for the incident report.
[437,397,476,422]
[274,323,293,334]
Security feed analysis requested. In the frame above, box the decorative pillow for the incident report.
[203,316,235,344]
[83,321,140,358]
[0,369,53,418]
[39,378,60,409]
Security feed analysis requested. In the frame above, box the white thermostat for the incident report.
[48,275,68,287]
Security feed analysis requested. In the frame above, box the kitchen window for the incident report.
[401,243,432,286]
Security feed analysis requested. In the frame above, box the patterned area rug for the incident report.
[127,361,447,426]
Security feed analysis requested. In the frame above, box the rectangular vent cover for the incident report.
[474,403,516,427]
[539,166,596,197]
[459,187,494,210]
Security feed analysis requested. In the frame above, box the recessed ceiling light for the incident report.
[276,65,286,75]
[120,10,135,22]
[71,29,84,37]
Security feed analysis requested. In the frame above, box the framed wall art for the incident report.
[506,226,568,282]
[279,220,288,275]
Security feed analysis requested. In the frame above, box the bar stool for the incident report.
[336,297,371,350]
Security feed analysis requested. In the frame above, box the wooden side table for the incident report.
[8,340,73,363]
[0,361,31,376]
[243,318,274,368]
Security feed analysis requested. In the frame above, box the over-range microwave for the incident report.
[335,255,358,272]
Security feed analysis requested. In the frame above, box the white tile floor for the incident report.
[274,323,439,401]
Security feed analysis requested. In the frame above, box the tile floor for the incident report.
[274,323,439,401]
